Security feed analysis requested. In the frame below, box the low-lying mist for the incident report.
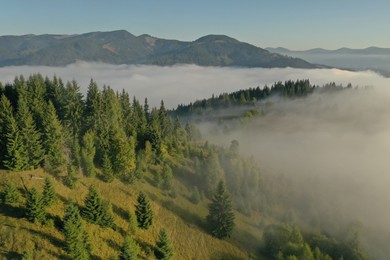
[205,87,390,258]
[0,62,389,108]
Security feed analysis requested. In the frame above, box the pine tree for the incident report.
[64,163,78,189]
[42,177,56,207]
[63,202,92,260]
[109,129,136,178]
[99,200,114,228]
[17,95,44,168]
[0,95,14,166]
[1,179,21,205]
[120,235,140,260]
[206,181,235,239]
[135,192,153,229]
[102,152,114,183]
[155,228,174,260]
[2,103,28,170]
[82,185,102,224]
[25,188,46,223]
[82,185,113,227]
[42,101,66,171]
[81,131,96,177]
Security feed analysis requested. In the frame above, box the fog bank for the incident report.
[1,62,389,108]
[206,88,390,259]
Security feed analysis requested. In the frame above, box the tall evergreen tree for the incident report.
[42,101,66,171]
[81,131,96,177]
[25,188,46,223]
[42,177,56,207]
[0,95,14,165]
[120,235,139,260]
[17,94,44,168]
[1,179,21,205]
[82,185,113,227]
[82,185,102,223]
[2,98,28,170]
[155,228,174,260]
[84,79,102,132]
[135,192,153,229]
[63,80,84,137]
[109,130,136,177]
[102,152,114,183]
[206,181,235,239]
[63,202,92,260]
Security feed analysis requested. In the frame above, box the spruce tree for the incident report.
[17,95,44,168]
[42,177,56,207]
[82,185,102,224]
[64,163,78,189]
[135,192,153,229]
[81,131,96,177]
[2,107,28,171]
[1,179,21,205]
[42,101,66,171]
[25,188,46,223]
[102,152,114,183]
[82,185,113,227]
[99,200,114,228]
[0,95,14,166]
[63,202,92,260]
[120,235,139,260]
[155,228,174,260]
[206,181,235,239]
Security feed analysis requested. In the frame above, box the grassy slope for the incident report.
[0,167,265,259]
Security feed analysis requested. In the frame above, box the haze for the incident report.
[205,87,390,258]
[0,63,389,109]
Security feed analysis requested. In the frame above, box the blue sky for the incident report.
[1,0,389,50]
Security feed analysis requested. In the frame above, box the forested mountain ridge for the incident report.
[0,30,318,68]
[0,75,368,259]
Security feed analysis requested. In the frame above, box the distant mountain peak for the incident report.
[195,34,239,44]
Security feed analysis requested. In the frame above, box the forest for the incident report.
[0,75,369,259]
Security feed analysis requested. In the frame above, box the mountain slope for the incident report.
[0,30,317,68]
[266,46,390,77]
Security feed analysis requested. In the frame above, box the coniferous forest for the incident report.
[0,75,369,259]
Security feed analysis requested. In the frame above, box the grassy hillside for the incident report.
[0,167,263,259]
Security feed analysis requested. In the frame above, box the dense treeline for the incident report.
[173,79,352,118]
[0,75,188,176]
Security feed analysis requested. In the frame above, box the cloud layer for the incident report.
[1,62,389,108]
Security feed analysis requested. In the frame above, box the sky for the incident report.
[1,0,389,50]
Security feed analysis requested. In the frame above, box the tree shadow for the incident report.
[104,238,121,251]
[22,227,63,249]
[160,200,206,231]
[210,251,248,260]
[0,203,25,218]
[1,251,22,259]
[112,203,129,221]
[232,227,262,258]
[135,239,155,259]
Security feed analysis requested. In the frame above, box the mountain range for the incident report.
[0,30,317,68]
[267,46,390,77]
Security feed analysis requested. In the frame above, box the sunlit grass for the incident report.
[0,168,261,259]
